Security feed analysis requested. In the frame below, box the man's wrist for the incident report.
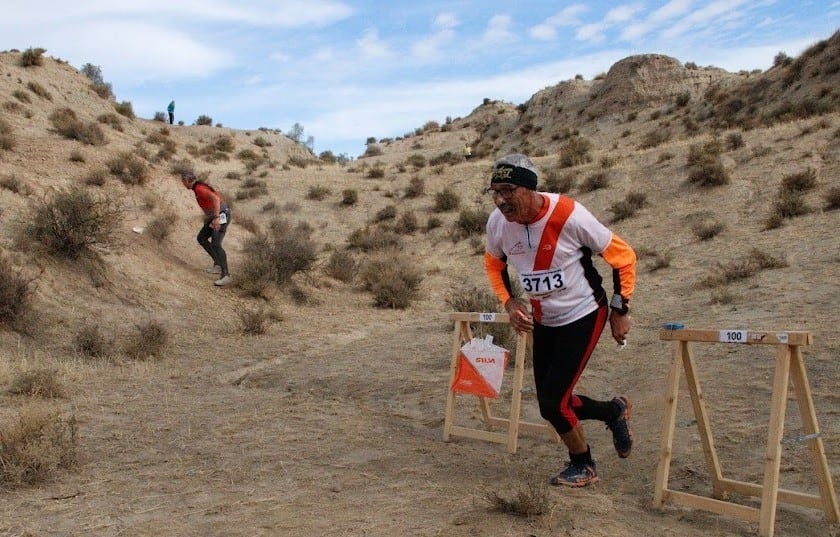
[610,293,630,315]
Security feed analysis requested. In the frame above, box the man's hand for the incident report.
[609,311,632,345]
[210,217,221,231]
[504,298,533,334]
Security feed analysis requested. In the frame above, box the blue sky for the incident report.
[2,1,838,158]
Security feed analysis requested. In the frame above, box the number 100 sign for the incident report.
[718,330,747,343]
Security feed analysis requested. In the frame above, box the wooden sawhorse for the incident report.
[654,328,839,537]
[442,312,558,454]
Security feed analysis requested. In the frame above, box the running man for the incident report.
[181,171,232,286]
[483,154,636,487]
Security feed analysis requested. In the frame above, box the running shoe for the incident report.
[606,396,633,458]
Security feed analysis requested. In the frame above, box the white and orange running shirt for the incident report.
[485,193,636,327]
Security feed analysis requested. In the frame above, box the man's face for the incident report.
[487,183,527,223]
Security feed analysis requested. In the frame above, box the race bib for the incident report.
[518,267,566,297]
[218,212,228,224]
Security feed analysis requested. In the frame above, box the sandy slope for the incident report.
[0,49,838,537]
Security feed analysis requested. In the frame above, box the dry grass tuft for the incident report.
[145,211,178,242]
[8,369,64,398]
[123,320,170,360]
[482,475,551,517]
[0,256,36,326]
[73,324,112,358]
[0,405,77,486]
[701,248,787,288]
[324,249,357,282]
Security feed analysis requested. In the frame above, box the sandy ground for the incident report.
[0,50,838,537]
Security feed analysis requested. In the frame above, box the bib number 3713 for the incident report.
[519,268,565,297]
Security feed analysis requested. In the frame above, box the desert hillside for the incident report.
[0,32,838,537]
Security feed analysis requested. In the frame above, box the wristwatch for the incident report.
[610,293,630,315]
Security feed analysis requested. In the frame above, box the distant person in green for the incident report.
[167,100,175,125]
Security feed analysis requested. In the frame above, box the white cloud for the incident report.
[0,0,354,28]
[661,0,750,40]
[411,12,458,60]
[20,20,233,85]
[577,23,608,43]
[482,14,515,43]
[529,4,588,41]
[357,29,392,59]
[529,24,558,41]
[620,0,694,41]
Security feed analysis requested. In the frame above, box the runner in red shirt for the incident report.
[484,154,636,487]
[181,171,231,286]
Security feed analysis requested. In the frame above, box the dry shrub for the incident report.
[393,211,419,235]
[433,187,460,212]
[425,216,443,231]
[0,117,16,151]
[692,219,725,241]
[0,256,36,326]
[8,369,64,398]
[452,207,488,241]
[73,324,111,358]
[373,205,397,222]
[235,178,268,200]
[360,250,423,309]
[19,47,47,67]
[124,320,169,360]
[687,158,730,187]
[406,154,426,169]
[0,405,77,486]
[114,101,134,119]
[347,226,403,251]
[97,113,123,131]
[363,144,383,157]
[69,149,85,162]
[324,249,356,282]
[404,176,425,198]
[84,167,108,187]
[239,307,280,335]
[639,127,671,149]
[446,284,521,354]
[306,185,331,200]
[341,189,358,206]
[235,214,259,234]
[48,108,107,146]
[768,191,809,225]
[780,168,817,193]
[726,132,745,150]
[145,211,178,242]
[483,475,550,517]
[559,135,592,168]
[238,219,318,296]
[541,169,575,193]
[12,90,31,104]
[26,81,52,101]
[28,188,121,259]
[701,248,787,288]
[90,82,113,99]
[610,191,647,222]
[0,174,29,194]
[579,171,610,192]
[107,152,148,185]
[428,151,460,166]
[646,251,672,272]
[367,165,385,178]
[824,186,840,210]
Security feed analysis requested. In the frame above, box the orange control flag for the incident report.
[450,336,509,398]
